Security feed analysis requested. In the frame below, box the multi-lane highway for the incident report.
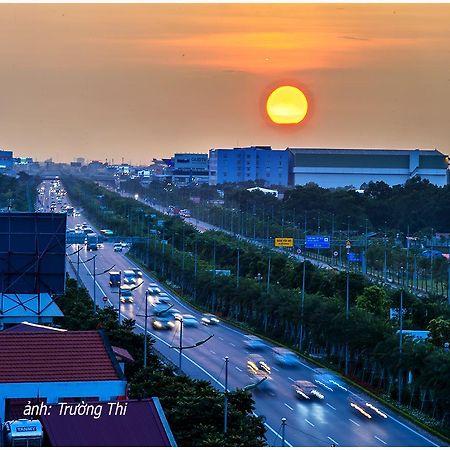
[40,179,445,447]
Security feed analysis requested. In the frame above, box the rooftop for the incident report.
[41,398,176,446]
[0,330,124,383]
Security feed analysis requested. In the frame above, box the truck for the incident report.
[85,233,98,251]
[109,271,121,287]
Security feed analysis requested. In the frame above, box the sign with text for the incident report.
[305,235,330,249]
[274,237,294,247]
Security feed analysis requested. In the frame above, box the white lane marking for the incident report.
[284,403,293,411]
[305,419,315,427]
[387,414,439,446]
[235,366,243,372]
[210,350,216,355]
[288,377,296,383]
[326,403,336,411]
[327,436,339,446]
[349,418,360,427]
[218,336,224,341]
[272,366,280,372]
[230,342,236,347]
[374,436,387,445]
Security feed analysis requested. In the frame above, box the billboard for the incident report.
[305,235,330,249]
[0,213,67,294]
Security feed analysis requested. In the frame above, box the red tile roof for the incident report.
[0,330,123,383]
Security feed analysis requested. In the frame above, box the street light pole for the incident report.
[179,317,183,370]
[266,252,271,293]
[299,244,306,351]
[144,291,149,368]
[398,266,404,404]
[93,255,97,313]
[345,217,350,376]
[236,247,240,289]
[281,418,287,447]
[224,356,229,434]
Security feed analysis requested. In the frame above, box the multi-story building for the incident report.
[208,146,290,187]
[0,151,13,170]
[172,153,209,185]
[289,148,448,188]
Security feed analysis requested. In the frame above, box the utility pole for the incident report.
[179,317,184,369]
[92,255,97,313]
[224,356,229,434]
[266,252,271,293]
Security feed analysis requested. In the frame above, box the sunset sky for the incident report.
[0,4,449,163]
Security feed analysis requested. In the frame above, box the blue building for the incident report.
[0,151,13,170]
[209,146,290,187]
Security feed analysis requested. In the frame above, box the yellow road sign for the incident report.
[274,237,294,247]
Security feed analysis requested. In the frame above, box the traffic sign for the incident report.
[274,237,294,247]
[345,240,352,249]
[305,235,330,249]
[333,251,339,257]
[102,296,108,303]
[297,248,302,254]
[347,252,361,262]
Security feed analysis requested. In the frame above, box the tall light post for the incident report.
[224,356,229,434]
[398,266,405,404]
[345,217,350,376]
[266,252,271,293]
[236,247,240,289]
[299,244,306,351]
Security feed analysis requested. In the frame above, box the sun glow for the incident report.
[266,85,308,124]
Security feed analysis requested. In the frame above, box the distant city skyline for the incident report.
[0,4,449,163]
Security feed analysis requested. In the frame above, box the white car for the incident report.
[113,244,123,252]
[201,314,220,326]
[181,314,199,327]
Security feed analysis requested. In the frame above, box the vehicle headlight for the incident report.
[366,403,387,418]
[296,390,310,400]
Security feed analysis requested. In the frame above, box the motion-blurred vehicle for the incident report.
[247,354,271,374]
[158,293,172,304]
[131,268,143,278]
[152,317,175,330]
[272,347,299,366]
[293,380,325,400]
[201,314,220,326]
[348,395,387,419]
[109,271,121,287]
[123,270,137,286]
[113,243,123,252]
[313,368,348,392]
[146,283,161,296]
[181,314,199,327]
[120,288,133,303]
[243,335,267,351]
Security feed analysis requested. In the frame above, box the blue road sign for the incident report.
[305,235,330,249]
[347,252,361,262]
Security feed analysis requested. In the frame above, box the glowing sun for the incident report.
[266,85,308,124]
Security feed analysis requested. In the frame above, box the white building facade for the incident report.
[289,148,448,188]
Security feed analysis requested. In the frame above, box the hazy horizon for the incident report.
[1,4,449,163]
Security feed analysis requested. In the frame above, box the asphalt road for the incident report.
[41,180,445,447]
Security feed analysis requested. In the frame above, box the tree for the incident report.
[356,285,388,316]
[427,317,450,347]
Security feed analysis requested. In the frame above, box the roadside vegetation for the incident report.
[63,175,450,440]
[0,172,40,211]
[55,278,266,446]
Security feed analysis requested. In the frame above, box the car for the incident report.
[313,368,348,392]
[131,268,143,278]
[348,395,387,419]
[147,283,161,296]
[243,335,267,350]
[247,354,271,375]
[272,347,299,366]
[152,317,175,330]
[153,303,174,316]
[120,290,133,303]
[293,380,325,400]
[181,314,199,327]
[120,241,129,248]
[113,243,123,252]
[158,293,172,304]
[201,314,220,326]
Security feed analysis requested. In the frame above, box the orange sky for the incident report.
[0,4,449,163]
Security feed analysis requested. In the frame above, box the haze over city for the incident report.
[0,3,449,163]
